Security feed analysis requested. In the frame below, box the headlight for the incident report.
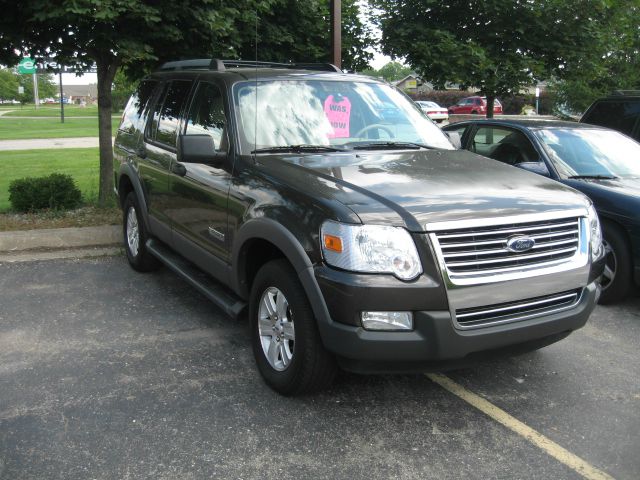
[321,221,422,280]
[587,204,603,260]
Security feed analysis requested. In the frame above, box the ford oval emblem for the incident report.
[506,235,535,252]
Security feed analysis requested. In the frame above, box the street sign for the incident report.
[18,58,36,74]
[18,86,24,94]
[36,60,97,74]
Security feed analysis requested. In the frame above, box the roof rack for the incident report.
[610,90,640,96]
[158,59,342,73]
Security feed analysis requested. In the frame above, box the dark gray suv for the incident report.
[114,59,605,394]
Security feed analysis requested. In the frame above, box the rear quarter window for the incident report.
[118,80,158,134]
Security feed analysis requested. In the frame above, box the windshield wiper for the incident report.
[567,174,618,180]
[351,141,435,151]
[251,144,344,154]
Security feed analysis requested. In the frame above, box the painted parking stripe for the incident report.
[426,373,615,480]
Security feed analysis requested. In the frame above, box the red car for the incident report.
[448,96,503,115]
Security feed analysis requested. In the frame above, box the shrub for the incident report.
[9,173,82,212]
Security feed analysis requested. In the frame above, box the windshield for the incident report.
[233,79,454,154]
[534,128,640,178]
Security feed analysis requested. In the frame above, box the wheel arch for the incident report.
[117,164,151,231]
[232,218,334,336]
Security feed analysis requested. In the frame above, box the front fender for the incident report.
[231,218,335,342]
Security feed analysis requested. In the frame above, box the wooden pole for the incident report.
[330,0,342,69]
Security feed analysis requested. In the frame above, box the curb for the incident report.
[0,225,121,252]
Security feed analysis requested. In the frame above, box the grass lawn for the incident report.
[3,104,106,117]
[0,148,100,211]
[0,117,119,140]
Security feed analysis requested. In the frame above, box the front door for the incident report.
[167,81,234,266]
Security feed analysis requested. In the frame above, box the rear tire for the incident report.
[598,223,631,304]
[122,192,160,272]
[250,259,337,395]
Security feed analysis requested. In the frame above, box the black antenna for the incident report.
[254,11,259,157]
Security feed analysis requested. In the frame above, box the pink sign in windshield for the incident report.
[324,95,351,138]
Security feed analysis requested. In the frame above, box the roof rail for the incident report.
[610,89,640,96]
[158,59,342,73]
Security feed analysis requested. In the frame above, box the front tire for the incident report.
[122,192,160,272]
[598,223,631,304]
[250,259,337,395]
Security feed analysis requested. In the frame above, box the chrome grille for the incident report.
[433,217,581,276]
[454,289,582,329]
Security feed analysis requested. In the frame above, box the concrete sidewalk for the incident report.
[0,137,100,151]
[0,225,122,262]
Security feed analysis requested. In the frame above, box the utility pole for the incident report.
[330,0,341,69]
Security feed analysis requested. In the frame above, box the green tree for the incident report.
[371,0,618,117]
[111,70,137,113]
[234,0,373,71]
[377,62,412,82]
[0,68,19,101]
[16,73,58,104]
[0,0,273,206]
[552,0,640,112]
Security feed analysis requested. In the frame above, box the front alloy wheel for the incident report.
[258,287,295,371]
[600,239,616,291]
[598,225,631,304]
[250,259,337,395]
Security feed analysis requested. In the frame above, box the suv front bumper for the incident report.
[313,266,600,374]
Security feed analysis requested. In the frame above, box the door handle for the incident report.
[171,162,187,177]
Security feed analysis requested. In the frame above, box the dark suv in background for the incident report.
[580,91,640,141]
[114,59,604,395]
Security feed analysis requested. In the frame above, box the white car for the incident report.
[415,101,449,123]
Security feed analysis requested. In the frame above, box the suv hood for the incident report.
[258,149,591,231]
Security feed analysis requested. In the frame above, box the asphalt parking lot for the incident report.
[1,255,638,480]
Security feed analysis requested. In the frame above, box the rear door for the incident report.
[139,79,194,231]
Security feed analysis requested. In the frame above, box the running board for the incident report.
[146,239,246,319]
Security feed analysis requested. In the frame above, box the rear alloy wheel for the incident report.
[250,259,337,395]
[123,192,160,272]
[598,224,631,304]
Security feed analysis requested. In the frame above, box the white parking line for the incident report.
[426,373,615,480]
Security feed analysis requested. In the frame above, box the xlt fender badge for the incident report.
[506,235,535,252]
[208,227,225,241]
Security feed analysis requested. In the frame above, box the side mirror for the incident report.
[515,161,551,177]
[445,131,462,149]
[177,134,225,166]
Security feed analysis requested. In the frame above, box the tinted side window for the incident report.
[119,80,158,134]
[583,100,640,135]
[148,80,193,147]
[185,82,227,151]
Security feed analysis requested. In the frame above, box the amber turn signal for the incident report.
[323,234,343,253]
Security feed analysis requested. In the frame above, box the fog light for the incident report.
[361,311,413,331]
